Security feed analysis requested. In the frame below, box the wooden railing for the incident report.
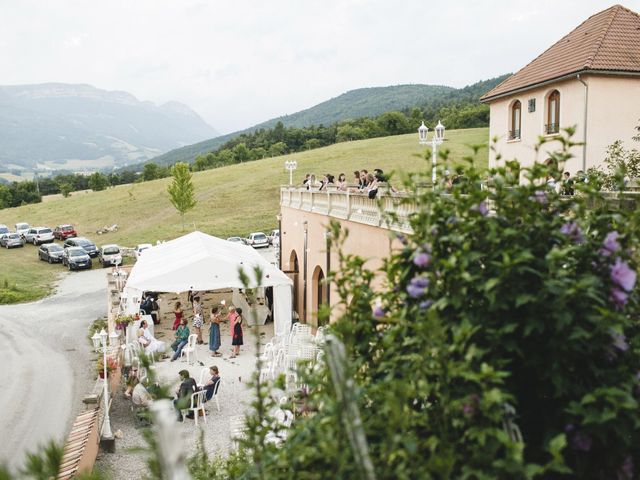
[280,186,416,233]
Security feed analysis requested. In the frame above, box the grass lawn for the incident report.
[0,128,488,303]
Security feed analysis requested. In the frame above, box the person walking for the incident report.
[231,308,244,358]
[172,301,183,330]
[209,306,222,357]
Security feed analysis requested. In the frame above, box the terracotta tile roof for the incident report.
[481,4,640,101]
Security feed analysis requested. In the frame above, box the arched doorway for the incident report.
[287,250,300,321]
[311,265,327,327]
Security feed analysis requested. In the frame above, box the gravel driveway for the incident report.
[0,269,107,471]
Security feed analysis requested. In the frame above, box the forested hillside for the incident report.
[151,74,509,166]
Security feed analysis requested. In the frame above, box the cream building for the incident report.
[481,4,640,174]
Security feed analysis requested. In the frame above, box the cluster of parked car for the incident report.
[227,229,279,249]
[0,222,124,271]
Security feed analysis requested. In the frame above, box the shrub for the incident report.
[198,131,640,479]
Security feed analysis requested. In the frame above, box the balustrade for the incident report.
[280,187,415,233]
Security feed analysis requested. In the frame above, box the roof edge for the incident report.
[480,69,640,103]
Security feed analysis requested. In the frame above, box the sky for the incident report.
[1,0,639,135]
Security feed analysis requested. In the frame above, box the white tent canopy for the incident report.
[123,231,293,336]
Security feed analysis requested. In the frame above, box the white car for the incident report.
[135,243,153,259]
[15,222,30,237]
[24,227,55,245]
[246,232,269,248]
[98,244,123,268]
[268,229,280,245]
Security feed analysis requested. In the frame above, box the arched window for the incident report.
[546,90,560,134]
[509,100,521,140]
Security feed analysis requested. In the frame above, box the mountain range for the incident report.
[150,74,509,166]
[0,83,218,174]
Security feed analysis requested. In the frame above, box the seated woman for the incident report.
[202,366,221,402]
[137,320,167,356]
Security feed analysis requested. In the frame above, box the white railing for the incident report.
[280,187,416,233]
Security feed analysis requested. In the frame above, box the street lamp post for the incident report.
[418,120,446,186]
[91,328,120,449]
[285,160,298,186]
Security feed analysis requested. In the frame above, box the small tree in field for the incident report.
[167,162,196,230]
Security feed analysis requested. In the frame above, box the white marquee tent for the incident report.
[122,231,293,336]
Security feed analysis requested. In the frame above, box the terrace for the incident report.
[280,186,416,233]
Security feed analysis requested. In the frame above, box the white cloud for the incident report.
[0,0,638,134]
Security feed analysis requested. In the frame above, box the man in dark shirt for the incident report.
[174,369,197,420]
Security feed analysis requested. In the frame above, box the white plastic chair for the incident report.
[180,334,198,365]
[197,366,209,388]
[207,378,221,412]
[182,390,207,426]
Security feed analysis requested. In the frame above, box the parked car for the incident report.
[1,233,25,249]
[98,244,123,268]
[62,246,92,271]
[64,237,99,257]
[0,225,9,236]
[134,243,153,259]
[15,222,30,238]
[24,227,55,245]
[53,224,77,240]
[268,229,280,245]
[38,243,64,263]
[246,232,269,248]
[226,236,248,245]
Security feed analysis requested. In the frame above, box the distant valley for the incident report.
[0,83,218,178]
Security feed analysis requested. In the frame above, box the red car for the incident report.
[53,224,77,240]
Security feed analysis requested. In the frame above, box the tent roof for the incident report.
[124,231,292,293]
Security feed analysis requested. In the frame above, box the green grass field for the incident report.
[0,128,488,303]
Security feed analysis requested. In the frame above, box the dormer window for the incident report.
[545,90,560,134]
[509,100,521,140]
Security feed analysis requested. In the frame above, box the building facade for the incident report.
[279,187,410,326]
[482,5,640,174]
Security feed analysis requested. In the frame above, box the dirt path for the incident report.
[0,269,107,471]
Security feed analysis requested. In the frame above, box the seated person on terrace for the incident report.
[131,377,153,407]
[137,320,167,356]
[202,365,221,402]
[170,318,190,361]
[174,369,197,420]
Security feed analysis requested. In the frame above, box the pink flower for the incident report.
[611,257,637,292]
[413,251,431,268]
[610,288,629,309]
[602,231,621,256]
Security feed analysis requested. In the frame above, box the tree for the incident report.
[232,143,250,163]
[167,162,197,230]
[88,172,109,191]
[59,183,73,198]
[376,111,411,135]
[0,184,12,209]
[142,163,160,182]
[268,142,287,157]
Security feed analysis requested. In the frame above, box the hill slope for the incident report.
[0,83,218,172]
[151,75,508,166]
[0,128,488,301]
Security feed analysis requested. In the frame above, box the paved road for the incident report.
[0,269,107,471]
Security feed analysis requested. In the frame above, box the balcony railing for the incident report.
[280,186,416,233]
[508,129,521,140]
[545,123,559,135]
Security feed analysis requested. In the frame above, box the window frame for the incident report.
[546,90,560,135]
[509,100,522,140]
